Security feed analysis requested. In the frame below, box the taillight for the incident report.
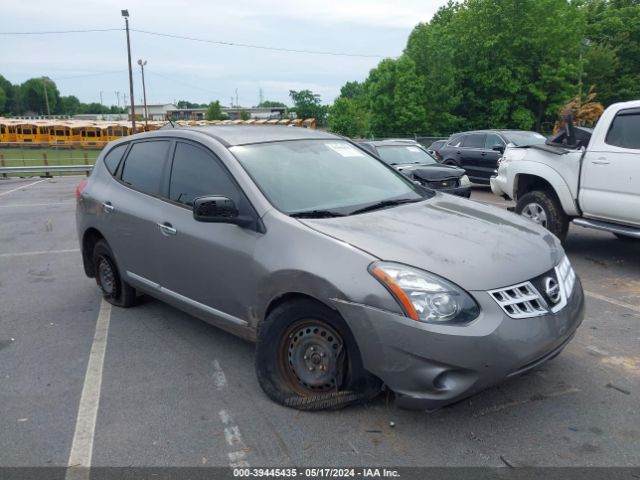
[435,150,443,161]
[75,178,88,200]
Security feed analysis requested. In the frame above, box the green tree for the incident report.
[59,95,81,115]
[20,77,60,114]
[0,86,6,114]
[327,97,369,138]
[403,0,586,132]
[584,0,640,104]
[257,100,288,108]
[240,109,250,120]
[0,75,19,114]
[205,100,225,120]
[289,90,327,123]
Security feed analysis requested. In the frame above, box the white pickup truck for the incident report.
[491,100,640,243]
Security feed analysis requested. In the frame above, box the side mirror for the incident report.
[492,144,505,154]
[193,196,239,223]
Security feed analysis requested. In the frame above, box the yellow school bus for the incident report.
[15,122,39,142]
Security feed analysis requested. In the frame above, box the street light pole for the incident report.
[137,59,148,129]
[122,9,136,133]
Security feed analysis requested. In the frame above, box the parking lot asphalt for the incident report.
[0,176,638,468]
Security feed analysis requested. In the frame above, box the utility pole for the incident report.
[100,91,103,105]
[42,77,51,117]
[122,9,136,132]
[138,59,148,129]
[115,91,121,107]
[578,38,591,103]
[235,88,239,108]
[259,88,264,106]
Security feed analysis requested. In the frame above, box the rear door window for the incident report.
[168,142,240,207]
[462,134,486,149]
[606,111,640,149]
[120,140,170,195]
[103,144,128,174]
[484,133,504,150]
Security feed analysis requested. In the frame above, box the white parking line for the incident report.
[585,291,640,314]
[0,248,80,258]
[65,300,112,480]
[0,179,47,198]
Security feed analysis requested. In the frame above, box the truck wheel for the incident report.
[255,299,381,411]
[92,239,137,307]
[516,190,569,243]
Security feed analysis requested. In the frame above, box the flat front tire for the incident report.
[92,239,137,307]
[516,190,569,243]
[255,299,380,410]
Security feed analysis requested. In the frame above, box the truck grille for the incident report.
[489,256,576,319]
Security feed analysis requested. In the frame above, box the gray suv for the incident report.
[76,126,584,411]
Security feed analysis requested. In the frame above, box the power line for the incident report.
[52,70,127,80]
[0,28,122,35]
[131,29,387,58]
[0,26,390,58]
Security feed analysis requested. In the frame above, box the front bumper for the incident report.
[332,277,584,410]
[490,174,507,197]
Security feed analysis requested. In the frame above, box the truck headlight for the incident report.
[369,262,480,324]
[459,175,471,186]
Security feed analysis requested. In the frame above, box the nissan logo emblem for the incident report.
[544,277,561,304]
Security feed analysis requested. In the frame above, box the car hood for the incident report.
[397,163,465,181]
[299,194,563,291]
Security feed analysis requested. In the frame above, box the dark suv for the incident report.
[437,130,547,184]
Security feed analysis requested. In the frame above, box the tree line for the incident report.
[328,0,640,138]
[0,75,127,116]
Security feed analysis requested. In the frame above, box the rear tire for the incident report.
[92,239,137,307]
[255,299,381,410]
[515,190,569,243]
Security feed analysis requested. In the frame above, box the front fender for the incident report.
[512,163,580,216]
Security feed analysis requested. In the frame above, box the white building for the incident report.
[126,103,177,121]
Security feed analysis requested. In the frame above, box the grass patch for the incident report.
[0,145,101,177]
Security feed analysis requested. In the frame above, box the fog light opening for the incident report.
[433,371,451,391]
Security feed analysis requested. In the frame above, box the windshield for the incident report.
[376,145,437,165]
[503,131,547,146]
[231,139,426,215]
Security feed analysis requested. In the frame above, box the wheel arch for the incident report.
[81,227,105,277]
[514,170,579,216]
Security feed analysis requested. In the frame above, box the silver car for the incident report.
[76,126,584,411]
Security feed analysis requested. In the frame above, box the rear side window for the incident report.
[448,135,465,147]
[606,111,640,149]
[103,144,128,174]
[120,140,170,195]
[168,142,239,207]
[462,134,486,148]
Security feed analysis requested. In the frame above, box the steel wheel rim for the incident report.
[98,257,116,295]
[280,320,344,393]
[521,202,548,227]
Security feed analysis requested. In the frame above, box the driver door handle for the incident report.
[102,201,114,213]
[157,222,177,236]
[592,159,610,165]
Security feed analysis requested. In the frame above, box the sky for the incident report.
[1,0,448,108]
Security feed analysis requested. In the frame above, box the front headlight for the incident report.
[369,262,480,324]
[459,174,471,186]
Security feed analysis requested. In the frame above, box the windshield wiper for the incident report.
[349,198,421,215]
[290,210,346,218]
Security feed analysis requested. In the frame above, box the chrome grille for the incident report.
[490,255,576,319]
[489,281,547,319]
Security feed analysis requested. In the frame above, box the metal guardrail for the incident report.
[0,165,93,175]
